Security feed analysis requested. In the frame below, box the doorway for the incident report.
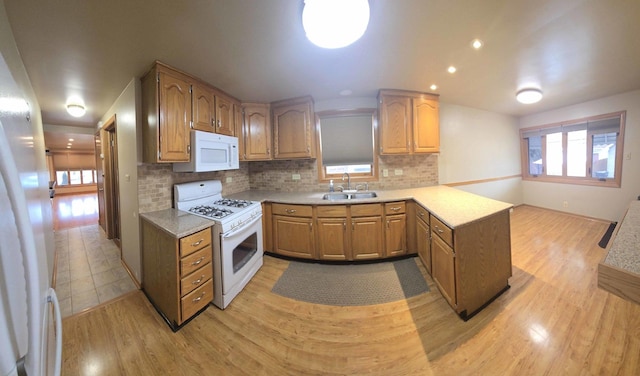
[94,132,106,231]
[101,115,121,248]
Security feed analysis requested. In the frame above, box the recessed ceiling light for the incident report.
[471,39,483,49]
[302,0,370,49]
[516,88,543,104]
[68,138,74,142]
[430,84,438,91]
[447,66,457,74]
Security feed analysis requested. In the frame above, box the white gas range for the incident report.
[174,180,263,309]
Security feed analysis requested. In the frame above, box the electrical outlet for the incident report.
[292,174,301,180]
[563,201,568,208]
[383,169,389,177]
[395,169,403,176]
[626,152,632,160]
[226,176,232,183]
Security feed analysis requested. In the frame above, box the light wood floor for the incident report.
[61,206,640,375]
[52,192,99,231]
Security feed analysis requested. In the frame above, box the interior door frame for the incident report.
[101,115,121,248]
[94,131,106,231]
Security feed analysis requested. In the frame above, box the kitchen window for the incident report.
[520,111,625,187]
[56,169,96,186]
[316,109,378,183]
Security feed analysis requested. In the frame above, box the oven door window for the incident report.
[232,232,257,273]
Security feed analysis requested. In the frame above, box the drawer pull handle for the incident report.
[419,212,425,217]
[192,291,206,302]
[390,207,401,211]
[192,257,205,266]
[285,209,297,214]
[191,239,204,247]
[192,275,205,285]
[435,225,444,234]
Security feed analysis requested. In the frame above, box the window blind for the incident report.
[320,115,374,166]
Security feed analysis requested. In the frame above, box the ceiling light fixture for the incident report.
[66,103,86,117]
[516,88,543,104]
[447,66,457,74]
[302,0,370,49]
[430,84,438,91]
[472,39,483,49]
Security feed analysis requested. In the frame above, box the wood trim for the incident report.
[444,174,522,187]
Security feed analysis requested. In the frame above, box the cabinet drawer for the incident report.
[180,246,212,276]
[416,205,429,224]
[316,205,348,217]
[351,203,382,217]
[181,262,213,296]
[180,228,212,257]
[385,201,406,215]
[430,216,453,247]
[181,278,213,321]
[272,203,313,217]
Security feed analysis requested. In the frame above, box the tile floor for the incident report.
[54,224,137,318]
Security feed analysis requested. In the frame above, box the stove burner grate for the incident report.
[213,199,254,208]
[189,205,234,219]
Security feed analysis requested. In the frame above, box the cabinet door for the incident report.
[273,215,314,259]
[379,95,411,154]
[351,216,384,260]
[242,103,272,160]
[431,233,456,307]
[413,97,439,153]
[192,83,215,132]
[316,218,349,261]
[158,71,191,162]
[385,214,407,257]
[215,94,236,136]
[273,101,315,159]
[416,216,431,274]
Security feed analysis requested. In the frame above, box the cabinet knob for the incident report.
[285,209,296,214]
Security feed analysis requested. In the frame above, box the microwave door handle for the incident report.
[222,214,262,239]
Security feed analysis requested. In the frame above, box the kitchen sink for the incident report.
[322,192,377,200]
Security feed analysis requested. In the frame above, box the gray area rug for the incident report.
[271,258,429,306]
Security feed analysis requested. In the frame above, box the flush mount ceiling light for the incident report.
[516,88,543,104]
[66,103,86,117]
[302,0,370,49]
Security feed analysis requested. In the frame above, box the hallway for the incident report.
[52,193,136,317]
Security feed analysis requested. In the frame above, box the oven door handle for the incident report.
[222,213,263,239]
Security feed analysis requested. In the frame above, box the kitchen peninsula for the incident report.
[229,185,513,320]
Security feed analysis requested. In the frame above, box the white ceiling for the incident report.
[5,0,640,147]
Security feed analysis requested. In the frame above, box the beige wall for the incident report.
[98,78,142,282]
[519,90,640,221]
[438,103,523,205]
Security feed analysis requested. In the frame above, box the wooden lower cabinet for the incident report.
[141,220,213,331]
[429,210,512,320]
[316,205,349,260]
[431,233,456,307]
[351,216,384,260]
[415,206,431,274]
[272,204,315,259]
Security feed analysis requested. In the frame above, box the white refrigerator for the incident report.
[0,53,62,375]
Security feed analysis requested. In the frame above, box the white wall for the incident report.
[439,103,523,205]
[519,90,640,221]
[98,78,142,282]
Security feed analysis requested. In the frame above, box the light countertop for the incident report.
[227,185,513,229]
[140,208,214,238]
[603,201,640,274]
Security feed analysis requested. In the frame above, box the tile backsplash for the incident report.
[138,154,438,213]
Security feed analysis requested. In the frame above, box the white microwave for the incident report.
[173,130,239,172]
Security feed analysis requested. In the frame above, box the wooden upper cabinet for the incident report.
[141,62,192,163]
[214,92,236,136]
[241,102,272,161]
[193,83,215,133]
[378,89,439,155]
[379,94,412,154]
[413,97,439,153]
[272,96,316,159]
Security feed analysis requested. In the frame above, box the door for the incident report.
[351,216,383,260]
[385,214,407,257]
[431,233,456,307]
[103,116,121,248]
[94,132,106,231]
[316,217,348,261]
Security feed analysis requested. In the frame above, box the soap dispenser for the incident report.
[329,180,334,192]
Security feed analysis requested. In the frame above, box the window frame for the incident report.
[520,111,626,188]
[55,168,97,186]
[315,108,379,184]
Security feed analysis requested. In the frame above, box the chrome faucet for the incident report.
[342,172,351,191]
